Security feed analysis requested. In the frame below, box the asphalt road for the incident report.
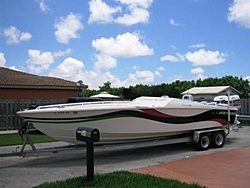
[1,126,250,188]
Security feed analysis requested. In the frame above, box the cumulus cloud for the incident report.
[94,54,117,69]
[192,74,207,80]
[134,70,155,82]
[54,13,83,44]
[228,0,250,29]
[49,59,157,89]
[115,0,152,26]
[88,0,153,26]
[92,32,153,58]
[160,53,185,62]
[78,70,121,89]
[26,49,54,73]
[191,67,204,74]
[53,48,72,58]
[2,26,32,44]
[185,49,227,66]
[115,70,155,87]
[50,57,84,79]
[91,32,153,70]
[88,0,121,24]
[0,52,6,67]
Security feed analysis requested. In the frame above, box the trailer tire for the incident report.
[212,132,225,148]
[197,134,211,150]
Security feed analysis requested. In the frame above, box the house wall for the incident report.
[0,88,77,100]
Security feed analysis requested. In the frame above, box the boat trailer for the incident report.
[0,120,240,158]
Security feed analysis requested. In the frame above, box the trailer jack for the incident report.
[18,121,37,157]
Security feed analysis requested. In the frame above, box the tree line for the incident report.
[84,76,250,99]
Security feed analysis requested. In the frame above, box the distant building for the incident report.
[0,67,88,100]
[181,86,241,102]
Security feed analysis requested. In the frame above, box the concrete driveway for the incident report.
[1,127,250,188]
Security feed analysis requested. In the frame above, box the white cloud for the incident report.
[192,73,207,81]
[134,70,155,82]
[117,0,153,9]
[228,0,250,29]
[154,66,165,78]
[157,66,165,71]
[53,48,72,58]
[78,70,121,89]
[49,62,157,89]
[94,54,117,69]
[88,0,153,26]
[50,57,84,79]
[2,26,32,44]
[189,43,206,48]
[26,49,54,73]
[115,0,153,26]
[9,66,20,71]
[160,55,178,62]
[185,49,227,66]
[169,19,182,26]
[54,13,83,44]
[88,0,121,24]
[191,67,204,74]
[92,32,154,58]
[36,0,49,12]
[244,75,250,81]
[115,70,155,87]
[115,5,150,26]
[0,52,6,67]
[154,70,161,77]
[160,53,185,62]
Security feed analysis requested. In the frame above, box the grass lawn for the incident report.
[35,171,205,188]
[0,130,57,147]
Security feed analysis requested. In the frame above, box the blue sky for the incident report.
[0,0,250,89]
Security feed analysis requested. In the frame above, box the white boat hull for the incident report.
[17,97,237,144]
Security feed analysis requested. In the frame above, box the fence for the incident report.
[0,98,250,131]
[0,99,65,130]
[237,98,250,124]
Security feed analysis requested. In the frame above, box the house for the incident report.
[181,86,241,102]
[0,67,88,100]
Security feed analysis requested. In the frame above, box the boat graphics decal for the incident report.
[22,108,236,125]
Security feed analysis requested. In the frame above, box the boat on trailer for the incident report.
[17,96,238,146]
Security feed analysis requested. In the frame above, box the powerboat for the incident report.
[17,96,238,144]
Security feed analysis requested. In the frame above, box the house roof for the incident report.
[181,86,241,95]
[0,67,88,89]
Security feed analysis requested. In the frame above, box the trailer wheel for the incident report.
[197,134,211,150]
[212,132,225,148]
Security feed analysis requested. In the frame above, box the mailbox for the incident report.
[76,127,100,143]
[76,127,100,181]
